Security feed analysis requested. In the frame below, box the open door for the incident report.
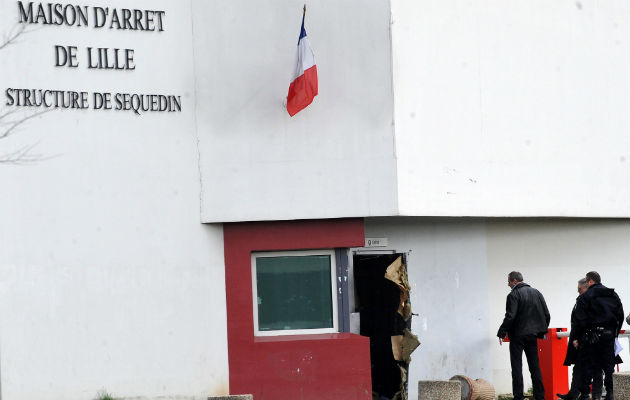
[353,253,417,400]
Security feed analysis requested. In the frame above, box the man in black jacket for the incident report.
[572,271,624,400]
[557,278,603,399]
[497,271,550,400]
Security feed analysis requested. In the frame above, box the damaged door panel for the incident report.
[354,253,420,400]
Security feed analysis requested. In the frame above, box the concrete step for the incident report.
[418,380,461,400]
[613,371,630,400]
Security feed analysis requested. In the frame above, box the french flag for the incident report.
[286,10,318,117]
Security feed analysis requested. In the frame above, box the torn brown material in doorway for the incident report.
[384,255,411,320]
[383,255,420,400]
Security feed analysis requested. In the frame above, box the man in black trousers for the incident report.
[557,278,603,399]
[572,271,624,400]
[497,271,550,400]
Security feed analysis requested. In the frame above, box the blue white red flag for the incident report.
[286,11,318,116]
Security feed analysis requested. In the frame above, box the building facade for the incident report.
[1,0,628,399]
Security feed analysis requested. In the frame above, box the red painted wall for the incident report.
[223,219,372,400]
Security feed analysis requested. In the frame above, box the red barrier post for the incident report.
[537,328,569,400]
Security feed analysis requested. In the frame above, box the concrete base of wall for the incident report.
[208,396,253,400]
[119,396,253,400]
[417,380,461,400]
[120,397,210,400]
[614,371,630,400]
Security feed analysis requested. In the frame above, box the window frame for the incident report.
[251,249,339,337]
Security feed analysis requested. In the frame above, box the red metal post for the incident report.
[537,328,569,400]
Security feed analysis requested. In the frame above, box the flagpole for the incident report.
[303,4,306,16]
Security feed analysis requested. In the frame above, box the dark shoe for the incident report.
[556,393,575,400]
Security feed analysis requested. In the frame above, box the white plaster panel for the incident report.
[392,0,630,217]
[193,0,398,223]
[0,1,228,399]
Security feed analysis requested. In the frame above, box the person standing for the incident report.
[557,278,603,399]
[497,271,550,400]
[573,271,624,400]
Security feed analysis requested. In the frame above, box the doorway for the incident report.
[353,252,411,400]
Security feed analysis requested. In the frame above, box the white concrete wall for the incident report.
[194,0,630,224]
[193,0,398,223]
[364,217,630,397]
[392,0,630,218]
[487,218,630,394]
[363,217,493,400]
[0,1,228,399]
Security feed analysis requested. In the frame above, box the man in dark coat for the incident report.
[572,271,624,400]
[557,278,603,399]
[497,271,550,400]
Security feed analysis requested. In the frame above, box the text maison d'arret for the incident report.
[4,1,183,115]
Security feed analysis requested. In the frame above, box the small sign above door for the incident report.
[365,237,389,247]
